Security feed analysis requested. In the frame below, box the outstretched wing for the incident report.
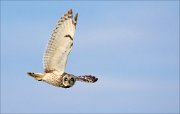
[76,75,98,83]
[43,9,78,74]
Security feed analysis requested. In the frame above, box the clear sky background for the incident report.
[1,1,179,113]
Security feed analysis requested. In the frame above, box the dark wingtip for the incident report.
[74,13,78,22]
[86,75,98,83]
[92,76,98,82]
[68,9,72,14]
[76,75,98,83]
[95,77,98,82]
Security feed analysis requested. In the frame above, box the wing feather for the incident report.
[43,9,78,74]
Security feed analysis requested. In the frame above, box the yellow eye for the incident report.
[71,78,74,82]
[64,77,68,81]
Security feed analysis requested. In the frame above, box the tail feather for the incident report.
[27,72,43,81]
[76,75,98,83]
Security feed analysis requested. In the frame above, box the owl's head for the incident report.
[62,75,76,88]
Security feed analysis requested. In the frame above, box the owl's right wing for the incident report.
[43,9,78,74]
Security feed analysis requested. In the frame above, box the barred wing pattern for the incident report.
[43,9,78,74]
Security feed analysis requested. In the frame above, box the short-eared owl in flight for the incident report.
[27,9,98,88]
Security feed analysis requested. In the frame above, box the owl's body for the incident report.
[27,9,98,88]
[28,71,76,88]
[42,72,66,87]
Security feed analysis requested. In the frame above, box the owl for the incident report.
[27,9,98,88]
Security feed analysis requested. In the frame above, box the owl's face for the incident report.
[62,75,76,88]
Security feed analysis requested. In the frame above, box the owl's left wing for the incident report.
[76,75,98,83]
[43,9,78,74]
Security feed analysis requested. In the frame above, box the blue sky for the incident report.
[1,1,179,113]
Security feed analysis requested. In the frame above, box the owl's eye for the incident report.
[71,78,74,82]
[64,77,68,81]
